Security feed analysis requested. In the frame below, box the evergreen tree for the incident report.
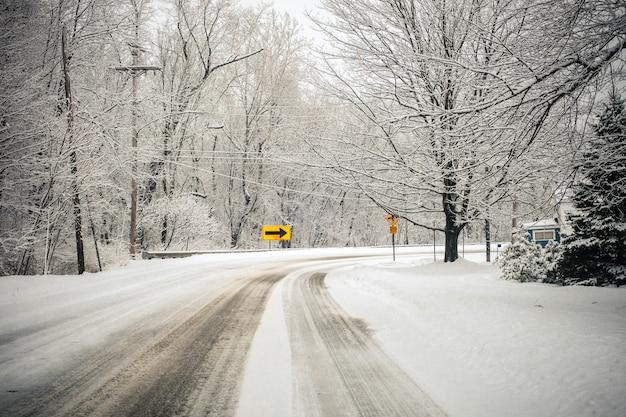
[498,231,547,283]
[543,240,563,284]
[559,94,626,286]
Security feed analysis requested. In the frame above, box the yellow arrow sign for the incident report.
[261,225,291,241]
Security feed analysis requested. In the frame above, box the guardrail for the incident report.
[141,249,275,259]
[142,242,507,260]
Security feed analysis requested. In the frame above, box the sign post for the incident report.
[385,215,399,261]
[433,221,436,262]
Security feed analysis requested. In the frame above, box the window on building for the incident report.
[534,230,555,240]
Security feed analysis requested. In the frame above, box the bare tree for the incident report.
[311,0,625,261]
[1,0,138,274]
[220,9,302,247]
[139,0,263,248]
[60,25,86,274]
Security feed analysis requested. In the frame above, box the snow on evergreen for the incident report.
[542,240,563,284]
[558,94,626,286]
[498,231,547,283]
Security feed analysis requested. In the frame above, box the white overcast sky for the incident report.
[149,0,327,47]
[239,0,324,43]
[239,0,318,19]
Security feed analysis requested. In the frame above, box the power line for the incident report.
[136,154,363,202]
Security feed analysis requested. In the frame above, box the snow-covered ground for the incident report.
[326,258,626,417]
[2,245,623,417]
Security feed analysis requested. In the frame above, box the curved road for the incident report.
[0,253,446,417]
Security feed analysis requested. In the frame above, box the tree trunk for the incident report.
[443,192,460,262]
[161,215,168,246]
[61,27,85,275]
[511,199,519,242]
[70,152,85,274]
[403,221,409,245]
[230,225,241,248]
[159,132,170,246]
[211,135,218,193]
[444,224,459,262]
[86,196,102,272]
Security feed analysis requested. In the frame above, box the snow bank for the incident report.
[326,259,626,417]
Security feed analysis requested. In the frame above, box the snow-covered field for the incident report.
[326,258,626,417]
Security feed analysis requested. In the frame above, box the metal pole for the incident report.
[44,209,50,276]
[392,233,396,261]
[433,225,436,262]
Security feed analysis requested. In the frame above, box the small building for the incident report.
[522,218,561,247]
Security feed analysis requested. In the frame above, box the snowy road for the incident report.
[3,274,280,417]
[0,248,446,417]
[285,272,445,417]
[0,262,273,416]
[1,246,624,417]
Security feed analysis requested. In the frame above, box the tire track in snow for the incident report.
[0,276,242,416]
[4,273,281,417]
[288,272,447,417]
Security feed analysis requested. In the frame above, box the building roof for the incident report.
[522,218,560,229]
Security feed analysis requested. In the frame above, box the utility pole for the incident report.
[113,9,160,257]
[129,41,139,257]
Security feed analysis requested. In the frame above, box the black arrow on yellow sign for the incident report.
[265,228,287,238]
[261,225,291,241]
